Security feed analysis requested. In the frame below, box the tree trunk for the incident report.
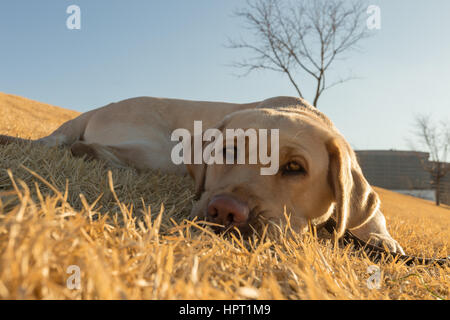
[435,182,440,206]
[435,165,441,206]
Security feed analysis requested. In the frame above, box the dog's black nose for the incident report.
[207,195,249,227]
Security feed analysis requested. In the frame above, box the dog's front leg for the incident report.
[349,210,405,254]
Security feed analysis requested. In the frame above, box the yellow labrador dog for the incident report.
[1,96,404,253]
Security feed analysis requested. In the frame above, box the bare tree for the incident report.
[227,0,370,107]
[412,114,450,206]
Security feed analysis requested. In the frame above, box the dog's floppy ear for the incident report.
[326,137,380,238]
[185,129,207,200]
[186,120,230,200]
[186,162,206,200]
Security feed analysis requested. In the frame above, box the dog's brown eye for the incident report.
[282,161,306,176]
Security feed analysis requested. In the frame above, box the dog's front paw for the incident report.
[365,233,405,255]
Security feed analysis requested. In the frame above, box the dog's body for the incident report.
[2,95,404,253]
[36,96,301,173]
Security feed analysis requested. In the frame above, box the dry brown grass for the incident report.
[0,92,79,139]
[0,94,448,300]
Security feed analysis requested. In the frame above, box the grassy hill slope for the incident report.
[0,92,79,139]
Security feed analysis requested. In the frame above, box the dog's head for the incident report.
[187,107,380,238]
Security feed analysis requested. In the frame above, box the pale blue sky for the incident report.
[1,0,449,151]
